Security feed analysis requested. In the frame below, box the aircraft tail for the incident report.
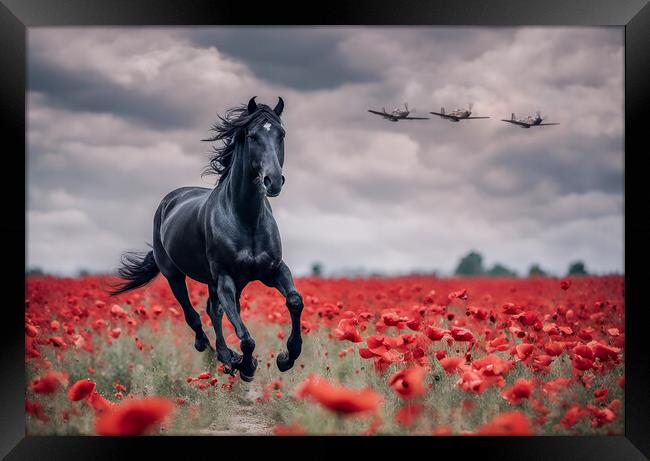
[511,113,515,120]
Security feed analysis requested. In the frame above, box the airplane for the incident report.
[367,103,429,122]
[501,111,560,128]
[429,103,490,122]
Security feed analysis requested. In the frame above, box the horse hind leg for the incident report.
[166,274,210,352]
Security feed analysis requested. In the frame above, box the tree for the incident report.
[567,261,588,276]
[454,251,484,276]
[486,263,517,277]
[26,267,44,276]
[311,262,323,277]
[528,264,547,277]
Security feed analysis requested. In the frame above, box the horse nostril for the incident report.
[263,176,272,189]
[281,175,285,185]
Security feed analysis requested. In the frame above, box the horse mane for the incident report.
[202,103,282,182]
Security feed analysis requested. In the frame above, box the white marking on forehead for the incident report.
[263,122,272,131]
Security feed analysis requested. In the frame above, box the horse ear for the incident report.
[273,97,284,116]
[247,96,258,115]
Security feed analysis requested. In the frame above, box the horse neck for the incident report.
[223,139,265,226]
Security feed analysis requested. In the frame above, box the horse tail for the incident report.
[109,249,160,296]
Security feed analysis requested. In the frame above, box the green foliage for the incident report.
[310,262,323,277]
[568,261,588,276]
[528,264,548,277]
[454,251,484,276]
[454,251,517,277]
[485,263,518,277]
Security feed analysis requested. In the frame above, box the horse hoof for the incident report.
[238,356,258,381]
[239,372,254,383]
[276,351,294,372]
[194,336,209,352]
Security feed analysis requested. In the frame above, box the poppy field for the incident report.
[25,274,624,436]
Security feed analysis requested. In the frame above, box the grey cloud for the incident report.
[185,28,378,90]
[29,57,200,129]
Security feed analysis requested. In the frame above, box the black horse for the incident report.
[110,97,303,382]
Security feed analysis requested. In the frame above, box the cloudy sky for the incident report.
[27,27,624,277]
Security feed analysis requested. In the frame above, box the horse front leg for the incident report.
[206,294,242,375]
[264,261,303,372]
[214,274,258,382]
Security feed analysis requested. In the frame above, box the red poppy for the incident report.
[294,374,382,415]
[25,323,39,337]
[543,341,564,356]
[388,366,426,399]
[587,341,620,362]
[110,304,127,318]
[95,396,174,435]
[515,343,535,360]
[87,390,112,415]
[587,406,616,427]
[49,336,66,348]
[424,326,448,341]
[474,411,533,435]
[406,319,421,331]
[593,386,608,401]
[332,318,362,343]
[196,372,211,380]
[572,344,593,359]
[456,369,488,394]
[472,354,514,377]
[29,371,68,394]
[487,336,510,352]
[67,379,96,401]
[560,404,588,428]
[502,379,534,404]
[450,327,474,342]
[533,355,554,367]
[438,356,465,374]
[395,403,424,427]
[448,289,468,301]
[25,399,49,423]
[572,355,594,371]
[358,348,375,359]
[434,349,447,360]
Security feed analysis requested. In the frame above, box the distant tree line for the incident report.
[453,250,589,277]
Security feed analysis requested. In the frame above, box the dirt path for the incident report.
[200,386,274,435]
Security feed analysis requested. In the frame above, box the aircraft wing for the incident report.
[430,111,459,121]
[368,109,389,117]
[403,116,430,120]
[501,119,531,127]
[538,123,560,126]
[466,117,490,119]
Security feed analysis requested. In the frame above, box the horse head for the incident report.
[246,96,286,197]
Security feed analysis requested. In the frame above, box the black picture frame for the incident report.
[1,0,648,459]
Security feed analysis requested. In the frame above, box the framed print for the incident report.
[1,0,649,459]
